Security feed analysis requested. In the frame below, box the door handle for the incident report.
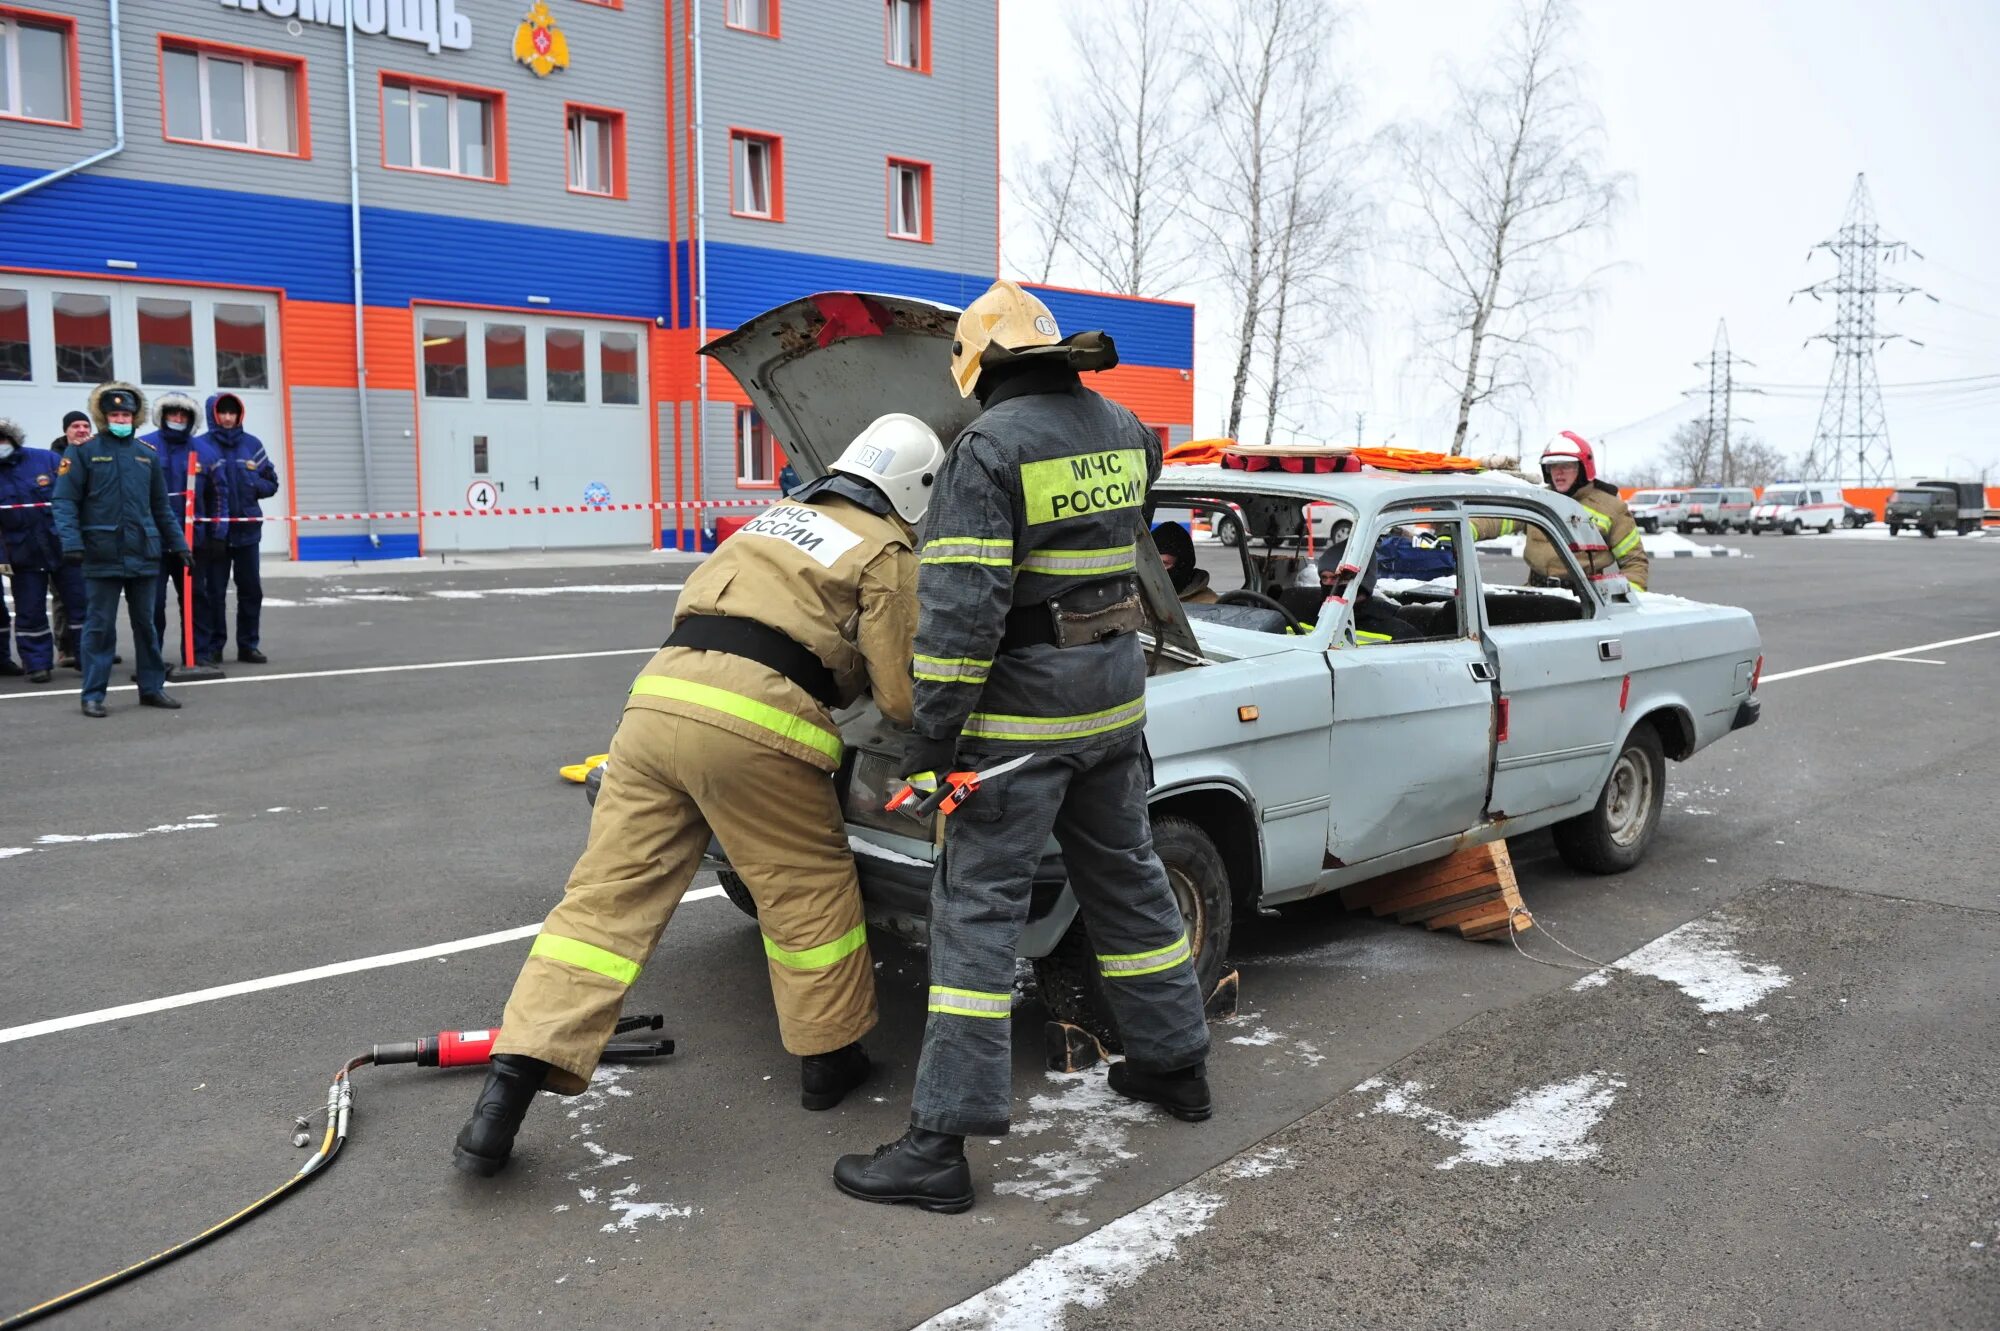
[1598,639,1623,662]
[532,475,541,492]
[1468,660,1497,682]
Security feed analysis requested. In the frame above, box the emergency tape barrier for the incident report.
[0,499,778,520]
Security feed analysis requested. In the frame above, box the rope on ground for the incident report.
[1503,905,1618,975]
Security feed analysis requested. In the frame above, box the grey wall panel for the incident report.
[290,384,417,536]
[693,0,998,276]
[8,0,670,240]
[1169,424,1193,447]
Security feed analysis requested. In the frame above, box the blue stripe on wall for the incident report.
[297,532,421,561]
[1,165,1191,369]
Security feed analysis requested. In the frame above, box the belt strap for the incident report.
[665,615,840,710]
[998,576,1140,652]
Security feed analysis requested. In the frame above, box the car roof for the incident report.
[1152,463,1545,507]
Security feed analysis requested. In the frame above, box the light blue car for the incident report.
[621,293,1767,1040]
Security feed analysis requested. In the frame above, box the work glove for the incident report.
[163,550,189,578]
[62,551,83,568]
[199,536,229,562]
[896,732,962,794]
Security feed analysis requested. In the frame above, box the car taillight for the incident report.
[1751,655,1764,691]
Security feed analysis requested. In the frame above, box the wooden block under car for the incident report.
[1338,841,1533,941]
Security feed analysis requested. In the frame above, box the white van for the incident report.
[1627,489,1690,533]
[1750,484,1844,534]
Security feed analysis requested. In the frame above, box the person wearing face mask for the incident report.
[50,383,191,717]
[48,410,96,666]
[196,392,280,664]
[1149,520,1219,604]
[143,393,229,669]
[0,420,84,684]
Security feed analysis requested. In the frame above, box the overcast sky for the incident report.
[997,0,2000,480]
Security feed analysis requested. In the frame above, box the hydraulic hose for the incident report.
[0,1054,371,1330]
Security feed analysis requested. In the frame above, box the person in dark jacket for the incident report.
[1149,520,1219,603]
[49,409,96,665]
[0,419,85,683]
[51,383,190,717]
[144,392,228,667]
[197,392,279,663]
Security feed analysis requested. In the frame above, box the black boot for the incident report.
[833,1128,973,1213]
[1108,1059,1213,1122]
[800,1042,871,1111]
[452,1054,550,1177]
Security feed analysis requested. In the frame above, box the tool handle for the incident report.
[888,771,977,820]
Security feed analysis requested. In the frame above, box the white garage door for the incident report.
[415,310,651,552]
[0,277,287,552]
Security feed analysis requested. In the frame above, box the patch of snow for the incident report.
[0,847,36,859]
[1223,1147,1295,1180]
[600,1197,694,1232]
[1362,1073,1626,1170]
[430,583,685,600]
[1615,917,1791,1013]
[847,835,930,868]
[915,1188,1224,1331]
[1569,969,1611,992]
[265,806,294,813]
[995,1070,1157,1202]
[1227,1025,1283,1047]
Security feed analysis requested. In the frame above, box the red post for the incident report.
[183,453,198,668]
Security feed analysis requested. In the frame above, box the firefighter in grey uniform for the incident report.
[834,281,1213,1214]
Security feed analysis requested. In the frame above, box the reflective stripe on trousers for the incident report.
[530,932,642,985]
[628,674,842,762]
[962,697,1146,744]
[1098,932,1191,980]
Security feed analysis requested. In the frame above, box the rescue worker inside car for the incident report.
[1467,432,1649,593]
[834,281,1214,1214]
[454,414,945,1178]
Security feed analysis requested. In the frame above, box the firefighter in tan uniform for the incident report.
[1470,432,1649,592]
[454,414,946,1178]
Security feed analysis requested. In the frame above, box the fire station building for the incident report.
[0,0,1195,557]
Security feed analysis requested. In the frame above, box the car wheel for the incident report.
[1676,523,1691,535]
[1888,523,1901,536]
[1784,518,1801,535]
[1922,525,1937,539]
[717,869,760,920]
[1552,723,1666,876]
[1032,815,1234,1051]
[1959,520,1978,536]
[1214,514,1244,548]
[1750,525,1763,536]
[1641,518,1657,534]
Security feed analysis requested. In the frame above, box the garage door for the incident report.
[415,310,651,552]
[0,277,287,552]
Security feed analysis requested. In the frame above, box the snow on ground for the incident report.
[1475,530,1741,558]
[915,1188,1227,1331]
[1814,525,1992,542]
[995,1069,1160,1202]
[1355,1072,1627,1171]
[556,1065,699,1237]
[1610,917,1793,1013]
[261,582,686,607]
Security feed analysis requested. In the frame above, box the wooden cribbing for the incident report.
[1337,841,1532,941]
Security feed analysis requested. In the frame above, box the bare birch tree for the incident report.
[1389,0,1627,453]
[1187,0,1354,440]
[1012,0,1194,295]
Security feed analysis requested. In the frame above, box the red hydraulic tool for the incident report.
[886,751,1037,819]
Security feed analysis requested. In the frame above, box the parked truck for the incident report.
[1886,480,1988,537]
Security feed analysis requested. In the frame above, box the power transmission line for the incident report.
[1791,173,1939,483]
[1684,319,1759,485]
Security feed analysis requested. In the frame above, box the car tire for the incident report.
[1959,520,1978,536]
[1784,518,1801,535]
[1922,525,1937,539]
[717,868,760,920]
[1551,723,1667,876]
[1031,815,1234,1051]
[1213,514,1244,548]
[1750,525,1763,536]
[1677,523,1692,535]
[1888,523,1902,536]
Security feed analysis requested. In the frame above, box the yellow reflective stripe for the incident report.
[1611,530,1643,558]
[922,536,1013,567]
[1587,508,1614,532]
[1099,933,1192,979]
[629,675,842,761]
[1019,448,1149,526]
[913,653,991,684]
[962,697,1146,743]
[1018,544,1138,576]
[928,985,1011,1018]
[1628,582,1645,593]
[1355,629,1392,643]
[764,922,868,971]
[530,932,641,986]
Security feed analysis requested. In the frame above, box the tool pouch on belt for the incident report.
[1049,576,1146,648]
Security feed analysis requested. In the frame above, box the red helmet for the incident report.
[1539,431,1597,489]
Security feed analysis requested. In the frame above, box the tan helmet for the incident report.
[949,280,1064,398]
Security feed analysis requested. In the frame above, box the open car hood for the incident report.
[699,292,982,484]
[700,291,1201,663]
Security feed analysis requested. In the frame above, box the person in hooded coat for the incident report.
[48,410,96,666]
[51,383,190,716]
[1149,520,1219,604]
[143,393,229,667]
[197,392,280,663]
[0,419,86,683]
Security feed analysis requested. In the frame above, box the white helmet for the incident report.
[828,413,947,523]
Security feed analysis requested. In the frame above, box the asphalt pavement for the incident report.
[1,531,1995,1330]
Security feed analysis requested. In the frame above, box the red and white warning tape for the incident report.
[0,499,775,520]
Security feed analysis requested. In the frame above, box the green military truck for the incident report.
[1886,480,1988,537]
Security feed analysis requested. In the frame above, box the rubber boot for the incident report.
[800,1042,871,1111]
[452,1054,550,1177]
[1108,1059,1213,1122]
[833,1128,974,1213]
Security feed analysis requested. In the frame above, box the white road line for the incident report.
[0,646,658,702]
[0,885,726,1045]
[1761,629,2000,683]
[1882,656,1948,666]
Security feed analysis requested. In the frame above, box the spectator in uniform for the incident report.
[50,410,95,666]
[0,419,82,683]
